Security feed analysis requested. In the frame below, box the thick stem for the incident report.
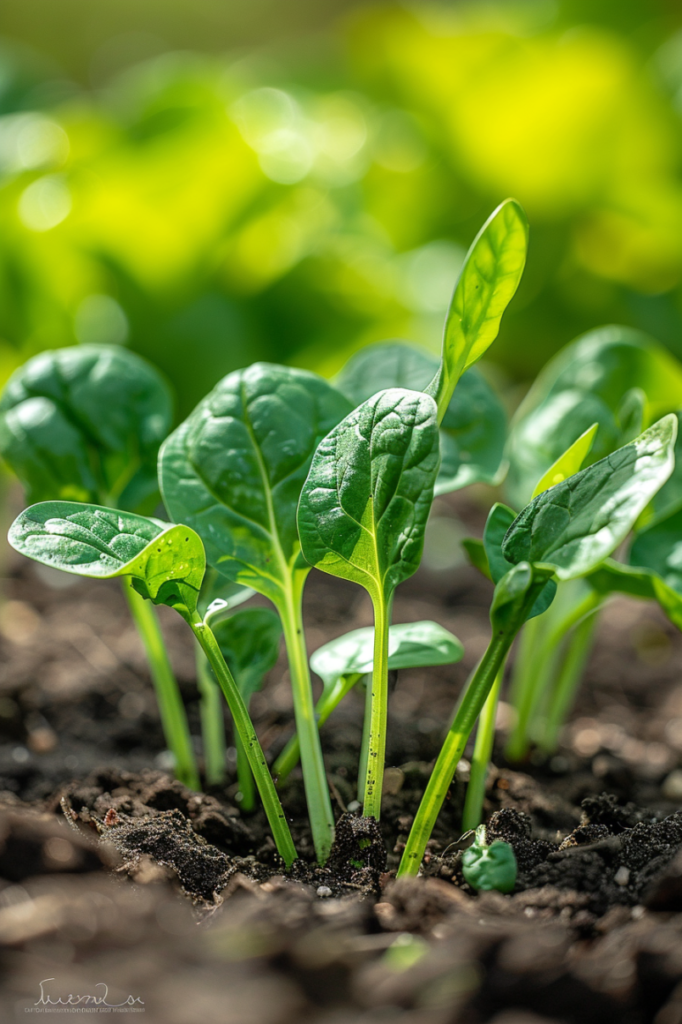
[397,628,515,878]
[195,644,227,786]
[539,611,599,752]
[190,614,297,867]
[123,579,199,790]
[461,666,504,832]
[278,574,334,864]
[362,593,391,820]
[505,591,601,762]
[235,733,256,811]
[274,673,362,783]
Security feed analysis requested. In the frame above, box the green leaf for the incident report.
[461,537,492,580]
[531,423,598,498]
[506,326,682,508]
[297,388,440,601]
[159,363,352,603]
[211,607,282,700]
[503,415,678,581]
[0,346,172,514]
[310,620,463,689]
[335,341,506,494]
[490,562,554,632]
[426,199,528,422]
[587,558,682,632]
[484,503,556,619]
[461,825,517,893]
[8,500,205,615]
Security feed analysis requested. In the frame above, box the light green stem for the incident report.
[278,574,334,864]
[363,593,392,820]
[398,628,515,877]
[236,733,256,811]
[461,666,504,832]
[357,672,373,803]
[196,644,227,786]
[189,613,297,868]
[123,578,199,790]
[539,610,599,753]
[273,673,362,782]
[505,591,601,761]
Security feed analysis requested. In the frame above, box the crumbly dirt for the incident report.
[4,490,682,1021]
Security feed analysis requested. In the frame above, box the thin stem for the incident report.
[278,573,334,864]
[196,644,227,786]
[363,593,391,819]
[357,673,373,803]
[190,613,297,868]
[539,610,599,753]
[505,591,601,761]
[397,628,515,878]
[123,578,199,790]
[461,666,504,832]
[235,733,256,811]
[273,673,362,783]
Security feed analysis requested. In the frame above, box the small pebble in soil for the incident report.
[615,866,630,886]
[316,886,332,898]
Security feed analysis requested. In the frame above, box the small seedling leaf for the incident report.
[531,423,598,498]
[502,416,678,581]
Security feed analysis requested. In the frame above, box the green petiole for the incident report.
[461,665,504,833]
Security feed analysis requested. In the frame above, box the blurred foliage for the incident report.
[2,1,682,413]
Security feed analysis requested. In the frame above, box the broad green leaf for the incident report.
[587,558,682,632]
[506,326,682,508]
[483,503,556,618]
[8,500,205,614]
[310,621,464,689]
[502,415,677,581]
[297,388,440,601]
[0,346,172,514]
[426,199,528,422]
[335,341,506,493]
[531,423,598,498]
[630,505,682,596]
[211,607,282,700]
[159,362,352,604]
[198,567,254,626]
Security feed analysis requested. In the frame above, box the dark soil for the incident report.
[4,491,682,1022]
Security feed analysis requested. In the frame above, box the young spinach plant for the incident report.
[7,500,297,867]
[0,346,200,790]
[398,415,678,874]
[159,362,352,863]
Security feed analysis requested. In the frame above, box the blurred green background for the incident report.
[2,0,682,414]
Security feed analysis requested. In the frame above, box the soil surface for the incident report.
[3,491,682,1022]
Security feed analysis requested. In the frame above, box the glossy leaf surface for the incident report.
[426,199,528,421]
[211,607,282,699]
[506,326,682,508]
[310,621,463,689]
[0,346,172,513]
[297,388,440,601]
[160,362,352,602]
[8,501,205,613]
[461,825,517,893]
[587,558,682,632]
[335,341,506,493]
[503,416,677,581]
[483,503,556,618]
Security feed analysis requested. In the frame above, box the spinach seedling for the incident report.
[298,389,440,819]
[273,620,463,785]
[0,345,199,790]
[461,825,517,893]
[398,415,677,875]
[160,362,351,863]
[503,327,682,761]
[7,500,297,867]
